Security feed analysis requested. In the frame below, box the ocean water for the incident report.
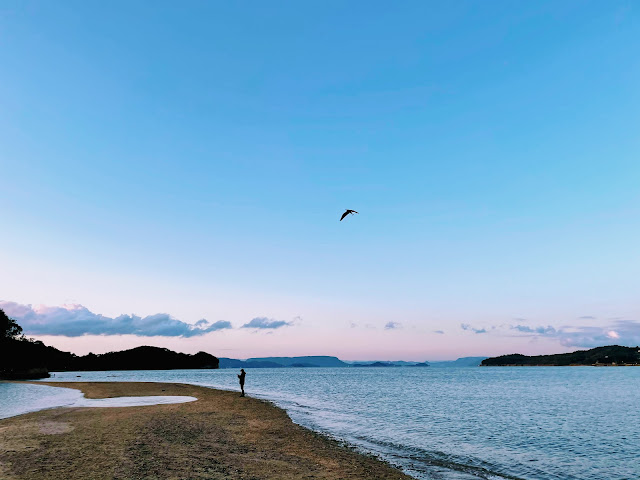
[3,367,639,480]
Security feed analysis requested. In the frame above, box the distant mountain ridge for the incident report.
[347,360,428,366]
[428,357,488,367]
[352,361,400,368]
[481,346,640,366]
[218,358,286,369]
[346,358,487,368]
[219,357,488,369]
[237,356,348,368]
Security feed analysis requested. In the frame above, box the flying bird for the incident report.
[340,209,358,221]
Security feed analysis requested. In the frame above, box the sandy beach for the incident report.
[0,381,412,480]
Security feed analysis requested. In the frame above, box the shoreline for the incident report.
[0,381,413,480]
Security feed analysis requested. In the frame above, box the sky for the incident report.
[1,1,639,361]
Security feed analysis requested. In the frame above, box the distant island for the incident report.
[428,357,487,367]
[219,357,437,369]
[481,345,640,366]
[346,357,487,368]
[353,361,400,368]
[220,356,349,369]
[350,361,429,367]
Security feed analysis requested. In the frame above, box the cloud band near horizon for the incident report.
[0,301,232,337]
[241,317,293,329]
[460,320,640,348]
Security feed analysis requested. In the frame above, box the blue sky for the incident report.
[1,1,639,359]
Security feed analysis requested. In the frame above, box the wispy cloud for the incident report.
[0,301,232,337]
[349,322,376,330]
[241,317,292,329]
[552,321,640,348]
[384,321,402,330]
[461,323,487,334]
[460,319,640,348]
[511,325,557,335]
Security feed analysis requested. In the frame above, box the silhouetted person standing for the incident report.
[238,368,246,397]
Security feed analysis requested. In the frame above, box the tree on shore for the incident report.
[0,308,23,342]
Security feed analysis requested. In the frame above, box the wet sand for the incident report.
[0,381,412,480]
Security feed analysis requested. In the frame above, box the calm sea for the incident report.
[2,367,638,480]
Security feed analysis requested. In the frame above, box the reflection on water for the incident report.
[3,367,639,480]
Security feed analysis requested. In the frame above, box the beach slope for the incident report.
[0,381,411,480]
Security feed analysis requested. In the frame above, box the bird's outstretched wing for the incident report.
[340,209,359,221]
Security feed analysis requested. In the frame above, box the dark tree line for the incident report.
[481,345,640,366]
[0,309,219,379]
[1,308,23,341]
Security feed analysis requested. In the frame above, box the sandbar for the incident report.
[0,381,412,480]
